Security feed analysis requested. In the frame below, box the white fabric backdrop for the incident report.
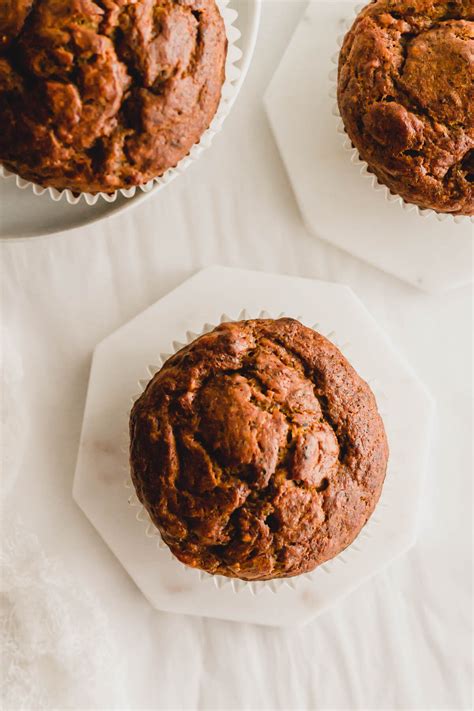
[1,2,472,709]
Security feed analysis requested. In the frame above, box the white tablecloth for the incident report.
[1,2,472,709]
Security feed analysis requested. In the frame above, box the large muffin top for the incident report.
[0,0,227,194]
[338,0,473,216]
[129,319,388,581]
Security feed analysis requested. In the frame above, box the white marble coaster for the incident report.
[73,267,434,626]
[264,0,473,293]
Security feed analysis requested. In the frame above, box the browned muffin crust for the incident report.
[338,0,474,216]
[0,0,227,194]
[129,319,389,581]
[0,1,35,49]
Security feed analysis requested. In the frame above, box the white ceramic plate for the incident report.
[0,0,261,241]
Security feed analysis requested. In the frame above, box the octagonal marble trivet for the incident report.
[73,266,434,627]
[264,0,473,293]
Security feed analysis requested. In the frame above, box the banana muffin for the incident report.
[129,318,389,582]
[0,0,227,194]
[338,0,473,216]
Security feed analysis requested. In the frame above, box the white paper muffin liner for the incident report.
[124,309,391,596]
[329,5,473,225]
[0,0,242,206]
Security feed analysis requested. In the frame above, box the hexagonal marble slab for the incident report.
[73,266,434,627]
[264,0,473,293]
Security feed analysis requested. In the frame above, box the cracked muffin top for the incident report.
[129,318,389,581]
[338,0,474,216]
[0,0,227,194]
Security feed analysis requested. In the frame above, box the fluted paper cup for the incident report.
[124,309,390,596]
[330,6,473,225]
[0,0,242,206]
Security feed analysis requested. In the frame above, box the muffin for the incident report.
[129,318,389,582]
[338,0,474,216]
[0,0,227,194]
